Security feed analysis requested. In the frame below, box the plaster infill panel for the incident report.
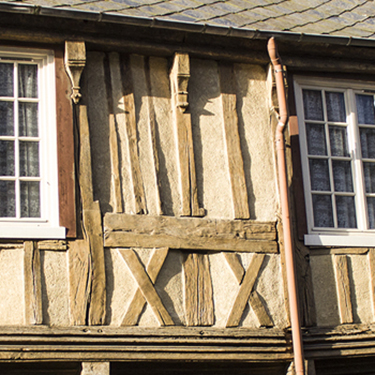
[0,248,24,325]
[310,254,340,327]
[234,63,277,221]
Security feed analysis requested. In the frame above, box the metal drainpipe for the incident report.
[267,37,305,375]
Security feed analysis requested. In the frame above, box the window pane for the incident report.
[19,102,38,136]
[312,194,334,227]
[18,64,37,98]
[360,128,375,159]
[363,162,375,193]
[303,89,324,121]
[20,181,40,217]
[0,63,13,97]
[0,141,14,176]
[326,92,346,122]
[0,181,15,217]
[306,123,327,155]
[332,161,353,192]
[336,196,357,228]
[356,94,375,125]
[329,126,349,157]
[19,141,39,177]
[368,197,375,229]
[0,101,14,136]
[309,159,330,191]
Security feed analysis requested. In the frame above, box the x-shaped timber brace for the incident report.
[225,253,273,327]
[119,248,174,326]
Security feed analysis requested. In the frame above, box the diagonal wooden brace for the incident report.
[225,253,272,327]
[120,248,174,326]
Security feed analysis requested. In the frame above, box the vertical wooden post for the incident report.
[24,241,43,325]
[170,53,204,217]
[81,362,110,375]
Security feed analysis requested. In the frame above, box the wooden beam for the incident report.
[121,249,174,326]
[170,53,204,217]
[226,253,265,327]
[369,249,375,319]
[104,213,277,253]
[183,253,214,326]
[219,62,250,219]
[24,241,42,325]
[334,255,353,324]
[121,248,169,326]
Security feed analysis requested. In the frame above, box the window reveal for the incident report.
[295,78,375,246]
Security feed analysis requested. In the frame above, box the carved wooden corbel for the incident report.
[170,53,190,110]
[64,41,86,104]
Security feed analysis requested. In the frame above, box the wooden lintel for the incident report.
[24,241,43,325]
[104,213,277,253]
[219,63,250,219]
[64,41,86,104]
[334,255,353,324]
[170,53,204,217]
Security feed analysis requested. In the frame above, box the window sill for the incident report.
[0,226,66,239]
[305,234,375,247]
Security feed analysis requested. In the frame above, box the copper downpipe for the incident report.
[267,37,305,375]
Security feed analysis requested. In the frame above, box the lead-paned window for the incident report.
[295,78,375,246]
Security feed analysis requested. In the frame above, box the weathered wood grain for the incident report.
[170,53,204,217]
[183,253,214,326]
[121,248,169,326]
[108,114,123,213]
[119,55,147,214]
[334,255,353,324]
[68,240,90,326]
[219,62,250,219]
[82,203,106,326]
[104,213,277,253]
[121,249,174,326]
[82,362,110,375]
[24,241,42,325]
[224,252,272,327]
[226,253,265,327]
[35,241,67,251]
[369,249,375,318]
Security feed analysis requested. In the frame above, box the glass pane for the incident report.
[326,91,346,122]
[312,194,334,227]
[19,102,38,136]
[336,196,357,228]
[18,64,37,98]
[0,141,14,176]
[0,180,15,217]
[368,197,375,229]
[356,94,375,125]
[332,161,353,192]
[329,126,349,157]
[360,128,375,159]
[309,159,330,191]
[0,63,13,97]
[19,141,39,177]
[303,89,324,121]
[363,162,375,193]
[0,101,14,136]
[306,123,327,155]
[20,181,40,217]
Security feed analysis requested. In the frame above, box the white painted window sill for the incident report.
[305,234,375,247]
[0,226,66,239]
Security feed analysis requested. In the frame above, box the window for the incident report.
[295,77,375,246]
[0,47,65,239]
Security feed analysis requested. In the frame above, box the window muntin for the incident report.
[0,48,64,238]
[295,78,375,246]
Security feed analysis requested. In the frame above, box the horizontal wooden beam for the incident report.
[104,213,277,253]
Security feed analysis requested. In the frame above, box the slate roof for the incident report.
[2,0,375,40]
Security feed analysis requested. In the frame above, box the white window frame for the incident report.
[0,47,65,239]
[295,76,375,247]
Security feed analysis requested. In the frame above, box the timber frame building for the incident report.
[0,0,374,374]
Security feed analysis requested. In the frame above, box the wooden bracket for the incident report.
[64,41,86,104]
[171,53,190,110]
